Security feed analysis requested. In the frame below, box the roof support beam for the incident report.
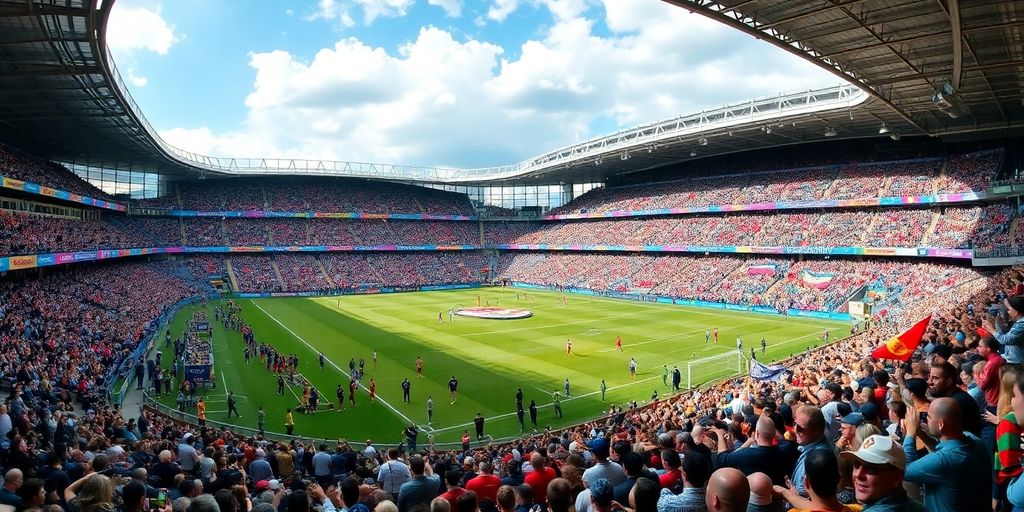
[660,0,929,135]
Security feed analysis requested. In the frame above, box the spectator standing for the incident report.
[902,397,991,512]
[397,455,440,512]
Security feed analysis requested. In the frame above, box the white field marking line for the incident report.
[463,311,643,337]
[515,288,843,327]
[205,409,228,413]
[428,328,831,435]
[250,300,416,426]
[594,320,763,353]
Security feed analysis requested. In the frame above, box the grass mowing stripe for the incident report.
[249,299,417,427]
[153,289,845,442]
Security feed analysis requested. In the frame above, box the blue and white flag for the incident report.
[749,359,787,382]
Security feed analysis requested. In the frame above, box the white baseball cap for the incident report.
[840,434,905,471]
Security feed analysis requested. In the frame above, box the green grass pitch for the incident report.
[151,288,845,446]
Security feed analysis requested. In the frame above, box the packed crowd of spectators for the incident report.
[0,211,150,256]
[208,253,487,293]
[231,256,284,293]
[0,201,1014,260]
[0,145,113,200]
[550,150,1002,216]
[490,206,1012,250]
[275,256,334,292]
[0,260,200,410]
[496,253,989,315]
[165,180,474,216]
[4,254,1024,512]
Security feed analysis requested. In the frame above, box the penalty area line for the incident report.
[249,300,417,427]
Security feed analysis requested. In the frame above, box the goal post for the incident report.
[686,350,747,389]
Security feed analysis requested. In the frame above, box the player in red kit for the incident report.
[713,328,719,344]
[615,336,623,352]
[369,378,376,402]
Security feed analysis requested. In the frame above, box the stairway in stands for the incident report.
[225,259,241,291]
[271,259,287,291]
[315,256,336,287]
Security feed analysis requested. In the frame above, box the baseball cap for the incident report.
[268,479,281,491]
[840,434,905,471]
[589,479,613,506]
[254,480,269,491]
[587,438,610,458]
[840,413,864,427]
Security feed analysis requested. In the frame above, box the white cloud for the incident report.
[305,0,355,27]
[487,0,519,22]
[427,0,463,17]
[107,4,179,55]
[306,0,411,26]
[160,1,838,168]
[353,0,415,24]
[126,67,149,87]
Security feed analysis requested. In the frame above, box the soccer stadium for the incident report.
[1,0,1024,511]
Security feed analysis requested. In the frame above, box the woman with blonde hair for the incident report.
[64,474,115,512]
[375,500,399,512]
[985,364,1022,511]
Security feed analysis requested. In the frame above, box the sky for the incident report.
[107,0,840,169]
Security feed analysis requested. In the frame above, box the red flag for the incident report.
[871,315,931,361]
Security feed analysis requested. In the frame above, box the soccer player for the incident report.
[257,407,265,434]
[615,336,623,351]
[565,339,573,356]
[705,329,711,344]
[528,400,538,428]
[515,388,523,410]
[277,375,285,395]
[823,329,830,342]
[359,358,365,372]
[750,347,756,360]
[372,350,378,368]
[600,380,607,401]
[449,308,455,322]
[629,358,638,379]
[349,379,357,407]
[227,391,240,418]
[516,403,526,433]
[401,378,411,404]
[336,384,345,410]
[662,364,668,386]
[474,413,485,440]
[564,378,570,398]
[713,328,719,343]
[761,337,767,355]
[438,311,443,323]
[448,375,459,404]
[552,391,563,418]
[426,396,434,425]
[348,358,356,374]
[736,335,743,352]
[416,356,424,378]
[369,379,376,402]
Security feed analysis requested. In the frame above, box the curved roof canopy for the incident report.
[0,0,1021,185]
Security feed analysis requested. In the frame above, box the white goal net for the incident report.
[686,351,746,389]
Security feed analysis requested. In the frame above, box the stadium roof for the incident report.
[0,0,1021,186]
[667,0,1024,136]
